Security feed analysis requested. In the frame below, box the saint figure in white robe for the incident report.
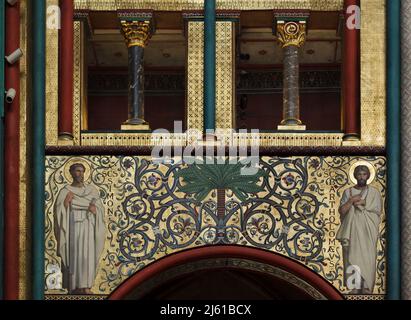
[54,163,106,294]
[336,165,382,294]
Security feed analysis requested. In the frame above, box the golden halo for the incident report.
[63,158,92,183]
[349,161,376,185]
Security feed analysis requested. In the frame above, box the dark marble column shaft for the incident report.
[128,45,145,124]
[282,45,300,125]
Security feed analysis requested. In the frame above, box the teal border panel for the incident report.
[204,0,216,131]
[32,0,46,300]
[387,0,401,300]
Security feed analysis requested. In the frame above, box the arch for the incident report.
[109,246,344,300]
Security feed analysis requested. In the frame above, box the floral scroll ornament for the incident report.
[43,156,386,295]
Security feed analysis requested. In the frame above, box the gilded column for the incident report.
[120,19,152,131]
[275,18,307,131]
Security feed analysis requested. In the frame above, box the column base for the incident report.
[342,140,362,147]
[121,124,151,131]
[343,133,360,142]
[277,124,306,131]
[121,119,151,131]
[58,133,74,145]
[58,132,74,140]
[58,139,74,146]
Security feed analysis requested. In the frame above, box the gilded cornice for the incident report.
[74,0,344,11]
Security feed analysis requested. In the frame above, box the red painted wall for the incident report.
[87,95,185,131]
[237,92,341,131]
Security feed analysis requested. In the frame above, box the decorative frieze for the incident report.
[237,70,341,93]
[88,73,185,95]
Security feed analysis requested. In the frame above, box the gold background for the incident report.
[73,21,83,145]
[46,0,59,145]
[186,21,204,132]
[10,0,386,302]
[44,155,386,297]
[216,21,235,130]
[360,0,386,146]
[19,0,29,300]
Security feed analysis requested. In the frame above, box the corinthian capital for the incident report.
[276,20,306,48]
[120,20,152,48]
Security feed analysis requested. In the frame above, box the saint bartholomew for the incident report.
[54,163,106,294]
[336,165,382,294]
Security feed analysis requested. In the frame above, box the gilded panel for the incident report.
[44,155,386,297]
[216,22,234,130]
[73,22,82,145]
[81,133,187,146]
[80,132,344,147]
[19,0,29,300]
[360,0,386,146]
[46,0,59,145]
[187,22,204,131]
[74,0,344,11]
[238,132,344,147]
[68,1,385,148]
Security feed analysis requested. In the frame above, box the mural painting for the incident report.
[53,161,106,294]
[44,156,386,297]
[336,162,383,294]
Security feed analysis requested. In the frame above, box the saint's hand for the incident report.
[349,195,362,205]
[64,192,74,209]
[353,199,366,207]
[88,203,97,215]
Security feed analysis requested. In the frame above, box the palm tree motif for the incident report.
[175,159,267,221]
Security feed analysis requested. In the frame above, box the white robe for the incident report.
[336,186,382,291]
[54,184,106,291]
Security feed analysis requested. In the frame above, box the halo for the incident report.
[348,161,376,185]
[63,158,92,183]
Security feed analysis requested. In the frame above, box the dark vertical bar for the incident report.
[387,0,401,300]
[32,0,46,300]
[204,0,216,131]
